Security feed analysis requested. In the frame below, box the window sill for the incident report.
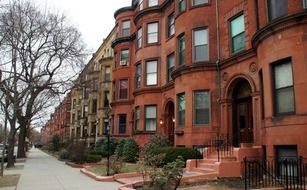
[145,42,160,47]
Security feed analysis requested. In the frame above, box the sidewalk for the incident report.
[15,148,121,190]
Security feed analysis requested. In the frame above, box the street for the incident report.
[16,148,121,190]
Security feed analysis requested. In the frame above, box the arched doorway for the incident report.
[232,79,253,147]
[164,101,175,146]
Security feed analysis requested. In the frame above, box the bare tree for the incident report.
[0,0,86,165]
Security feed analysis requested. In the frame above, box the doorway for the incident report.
[232,79,253,147]
[165,101,175,146]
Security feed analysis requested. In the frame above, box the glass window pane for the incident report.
[275,62,293,89]
[194,91,210,124]
[147,74,157,85]
[146,106,156,118]
[268,0,287,21]
[232,33,245,52]
[192,0,208,6]
[148,33,158,43]
[148,23,158,33]
[231,15,244,37]
[195,45,208,62]
[148,0,158,7]
[147,61,157,72]
[194,29,208,46]
[276,87,294,114]
[179,0,186,12]
[122,21,130,29]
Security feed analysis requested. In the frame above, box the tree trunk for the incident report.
[17,125,26,158]
[6,130,15,168]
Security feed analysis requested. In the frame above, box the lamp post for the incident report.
[95,119,99,148]
[106,123,110,176]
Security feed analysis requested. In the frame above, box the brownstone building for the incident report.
[41,92,71,143]
[70,28,115,145]
[111,0,307,165]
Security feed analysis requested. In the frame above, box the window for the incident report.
[273,60,294,115]
[147,22,158,44]
[139,0,144,10]
[267,0,287,21]
[119,79,128,99]
[178,35,185,65]
[120,49,129,65]
[178,0,186,12]
[135,107,140,130]
[193,28,209,62]
[148,0,158,7]
[146,60,157,85]
[122,20,130,37]
[145,105,157,131]
[105,66,111,81]
[177,93,185,127]
[93,79,98,91]
[92,99,97,113]
[136,64,142,88]
[103,91,109,107]
[230,14,245,53]
[304,0,307,8]
[167,14,175,37]
[137,28,142,48]
[167,53,175,82]
[191,0,208,6]
[118,114,126,134]
[194,91,210,125]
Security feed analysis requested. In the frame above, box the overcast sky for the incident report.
[33,0,131,52]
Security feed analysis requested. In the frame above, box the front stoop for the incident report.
[186,146,261,179]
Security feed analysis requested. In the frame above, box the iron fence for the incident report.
[244,156,307,190]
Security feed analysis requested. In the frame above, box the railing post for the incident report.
[244,157,247,190]
[285,159,288,190]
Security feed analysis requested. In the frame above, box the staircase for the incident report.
[186,135,260,179]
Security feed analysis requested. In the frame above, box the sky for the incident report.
[33,0,131,52]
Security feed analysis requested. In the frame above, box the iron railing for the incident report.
[244,156,307,190]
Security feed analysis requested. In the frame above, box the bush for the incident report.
[67,141,87,164]
[85,154,102,163]
[122,138,139,163]
[144,133,169,165]
[51,134,61,151]
[109,155,123,175]
[59,149,70,160]
[93,138,118,157]
[115,139,126,158]
[153,147,202,166]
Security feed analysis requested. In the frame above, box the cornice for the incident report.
[111,33,136,48]
[114,6,135,19]
[172,62,216,80]
[134,0,173,23]
[252,11,307,49]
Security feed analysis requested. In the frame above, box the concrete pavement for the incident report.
[16,148,121,190]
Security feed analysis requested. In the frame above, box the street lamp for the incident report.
[106,122,110,176]
[95,119,99,147]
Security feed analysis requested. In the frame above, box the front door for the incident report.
[236,99,253,144]
[232,79,254,147]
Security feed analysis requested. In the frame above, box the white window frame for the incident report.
[193,28,209,62]
[122,20,131,37]
[145,105,157,131]
[137,28,142,48]
[147,22,158,44]
[146,60,158,86]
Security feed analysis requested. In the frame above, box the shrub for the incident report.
[115,139,126,158]
[85,154,102,163]
[93,138,118,157]
[67,141,87,164]
[122,138,139,163]
[59,149,70,160]
[50,134,61,151]
[109,155,123,175]
[153,147,202,166]
[149,156,185,190]
[144,133,169,165]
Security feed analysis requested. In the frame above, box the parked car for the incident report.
[0,144,8,162]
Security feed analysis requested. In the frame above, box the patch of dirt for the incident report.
[179,178,245,190]
[0,174,20,187]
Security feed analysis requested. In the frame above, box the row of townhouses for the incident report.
[42,0,307,165]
